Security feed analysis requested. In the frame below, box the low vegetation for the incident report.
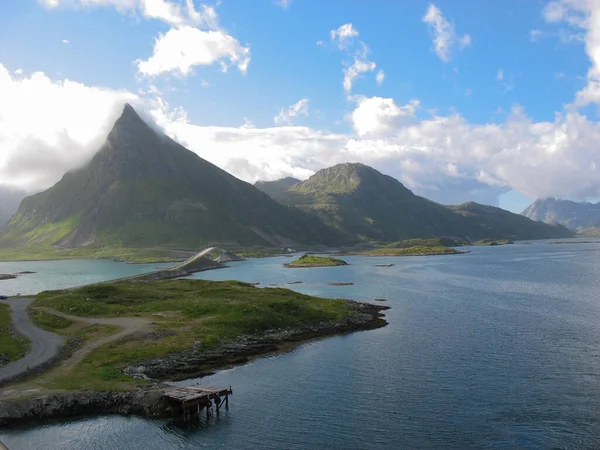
[367,246,466,256]
[0,246,186,263]
[236,247,293,258]
[473,239,514,246]
[548,240,599,245]
[0,303,28,364]
[286,254,348,267]
[26,279,355,390]
[383,237,468,248]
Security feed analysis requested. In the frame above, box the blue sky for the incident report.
[0,0,599,213]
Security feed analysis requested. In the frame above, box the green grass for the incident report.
[236,247,293,258]
[384,237,468,248]
[473,239,514,246]
[0,246,185,263]
[286,254,348,267]
[548,240,598,245]
[0,303,28,364]
[29,309,74,332]
[28,279,355,390]
[367,246,466,256]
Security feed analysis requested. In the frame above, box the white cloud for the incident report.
[274,98,309,125]
[497,69,504,81]
[41,0,245,79]
[273,0,291,8]
[0,64,138,190]
[350,97,419,137]
[423,3,471,62]
[330,23,359,47]
[137,26,250,77]
[539,1,600,106]
[344,58,376,92]
[7,52,600,207]
[39,0,217,28]
[326,24,381,93]
[61,39,69,44]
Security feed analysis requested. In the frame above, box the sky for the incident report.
[0,0,599,213]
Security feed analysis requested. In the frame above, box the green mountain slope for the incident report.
[0,105,348,251]
[448,202,571,240]
[254,177,300,203]
[256,163,572,241]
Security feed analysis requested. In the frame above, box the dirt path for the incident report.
[33,307,151,371]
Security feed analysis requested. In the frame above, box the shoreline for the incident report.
[0,301,389,427]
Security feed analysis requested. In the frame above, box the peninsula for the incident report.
[0,278,388,425]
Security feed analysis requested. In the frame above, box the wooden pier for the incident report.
[163,386,233,421]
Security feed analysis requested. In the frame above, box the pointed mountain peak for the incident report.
[112,102,147,128]
[105,102,157,146]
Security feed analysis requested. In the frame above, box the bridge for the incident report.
[119,247,244,283]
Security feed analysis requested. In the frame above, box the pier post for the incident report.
[225,394,229,409]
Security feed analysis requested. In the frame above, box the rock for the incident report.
[0,389,171,427]
[0,274,17,280]
[328,282,354,286]
[374,264,394,267]
[15,271,36,275]
[374,298,387,302]
[287,281,303,284]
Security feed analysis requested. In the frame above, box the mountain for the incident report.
[448,202,572,240]
[0,104,348,250]
[522,198,600,231]
[256,163,572,241]
[0,187,27,227]
[254,177,300,203]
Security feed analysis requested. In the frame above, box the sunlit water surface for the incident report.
[2,240,600,449]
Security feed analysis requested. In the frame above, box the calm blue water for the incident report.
[2,241,600,448]
[0,260,173,296]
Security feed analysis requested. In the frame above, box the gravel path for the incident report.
[0,300,150,384]
[0,298,65,384]
[33,307,150,371]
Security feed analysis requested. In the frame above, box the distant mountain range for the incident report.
[0,104,572,255]
[0,104,347,250]
[522,198,600,234]
[255,163,571,241]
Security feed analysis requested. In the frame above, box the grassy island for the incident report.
[5,279,384,394]
[366,246,467,256]
[285,254,348,267]
[473,239,514,246]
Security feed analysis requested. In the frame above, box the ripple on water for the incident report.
[3,241,600,448]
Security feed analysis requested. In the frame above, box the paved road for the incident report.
[0,298,65,384]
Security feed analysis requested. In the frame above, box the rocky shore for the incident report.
[123,301,388,381]
[0,301,389,426]
[0,389,171,427]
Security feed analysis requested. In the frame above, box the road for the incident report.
[0,298,65,384]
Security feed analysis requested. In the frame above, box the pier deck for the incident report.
[163,386,232,420]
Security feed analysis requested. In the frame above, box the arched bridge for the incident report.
[171,247,243,271]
